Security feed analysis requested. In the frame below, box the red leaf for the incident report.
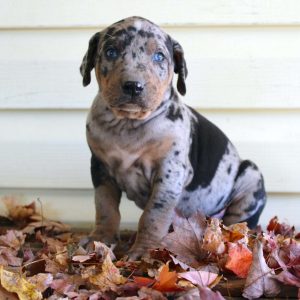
[225,243,253,278]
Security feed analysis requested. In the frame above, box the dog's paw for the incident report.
[126,241,158,261]
[89,229,118,245]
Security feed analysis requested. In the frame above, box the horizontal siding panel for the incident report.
[0,110,299,192]
[1,27,300,110]
[0,189,299,230]
[2,0,300,28]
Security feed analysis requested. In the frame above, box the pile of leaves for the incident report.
[0,197,299,299]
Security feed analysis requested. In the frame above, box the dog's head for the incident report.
[80,16,188,120]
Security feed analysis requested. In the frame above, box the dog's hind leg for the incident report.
[222,160,266,229]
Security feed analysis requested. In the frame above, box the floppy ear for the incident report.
[80,32,101,87]
[173,40,188,96]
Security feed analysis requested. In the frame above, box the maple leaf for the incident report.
[203,218,225,255]
[243,240,281,299]
[152,263,182,292]
[178,270,218,287]
[225,242,253,278]
[0,266,42,300]
[267,216,295,237]
[162,211,207,268]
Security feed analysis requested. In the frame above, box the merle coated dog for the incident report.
[80,16,266,259]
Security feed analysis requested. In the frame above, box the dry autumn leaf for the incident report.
[225,242,253,278]
[178,270,218,287]
[203,218,225,255]
[0,266,42,300]
[243,240,281,299]
[162,211,207,267]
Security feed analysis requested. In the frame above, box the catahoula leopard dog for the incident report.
[80,16,266,259]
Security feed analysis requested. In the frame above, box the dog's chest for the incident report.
[88,125,174,208]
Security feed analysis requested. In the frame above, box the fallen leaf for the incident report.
[267,216,295,237]
[225,243,253,278]
[152,263,182,292]
[243,240,281,299]
[0,230,25,250]
[198,286,225,300]
[2,197,36,221]
[0,266,42,300]
[138,286,167,299]
[0,247,22,267]
[203,218,225,255]
[178,270,218,287]
[223,222,249,244]
[72,253,95,263]
[162,211,207,268]
[82,253,126,292]
[27,273,53,292]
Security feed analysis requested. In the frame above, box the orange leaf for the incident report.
[133,276,155,288]
[153,263,182,292]
[225,243,253,278]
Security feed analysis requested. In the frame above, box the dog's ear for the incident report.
[80,32,101,87]
[173,39,188,96]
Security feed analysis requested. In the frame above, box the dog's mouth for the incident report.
[110,104,152,120]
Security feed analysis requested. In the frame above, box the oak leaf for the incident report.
[243,240,280,299]
[225,242,253,278]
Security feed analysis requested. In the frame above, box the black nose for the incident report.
[122,81,144,96]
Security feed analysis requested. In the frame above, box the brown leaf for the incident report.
[203,218,225,255]
[27,273,53,292]
[0,247,22,267]
[267,216,295,237]
[225,243,252,278]
[162,211,207,268]
[2,197,36,221]
[222,222,249,244]
[138,286,167,299]
[243,240,281,299]
[0,230,25,250]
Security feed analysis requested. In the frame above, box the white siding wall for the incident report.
[0,1,299,228]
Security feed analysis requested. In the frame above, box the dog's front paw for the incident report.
[127,240,159,261]
[89,229,119,245]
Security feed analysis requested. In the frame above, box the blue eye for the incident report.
[153,52,165,62]
[105,47,118,59]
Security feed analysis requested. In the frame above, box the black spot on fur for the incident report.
[185,107,229,191]
[127,26,137,32]
[166,103,183,121]
[168,169,171,173]
[155,178,163,184]
[183,197,189,202]
[227,165,232,174]
[253,178,266,201]
[138,30,155,38]
[132,52,136,59]
[153,203,164,209]
[174,151,180,156]
[139,46,144,52]
[243,204,265,229]
[90,153,110,188]
[86,124,90,132]
[166,174,170,179]
[101,66,108,77]
[235,160,258,181]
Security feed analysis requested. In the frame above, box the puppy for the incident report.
[80,16,266,259]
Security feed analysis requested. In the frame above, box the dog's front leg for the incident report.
[89,154,122,244]
[128,163,186,260]
[90,183,121,245]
